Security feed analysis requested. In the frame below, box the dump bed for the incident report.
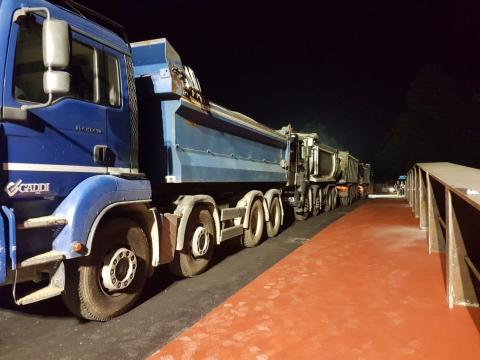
[358,163,371,185]
[310,143,340,182]
[338,151,359,183]
[132,39,287,183]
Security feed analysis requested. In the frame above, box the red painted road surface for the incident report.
[151,199,480,359]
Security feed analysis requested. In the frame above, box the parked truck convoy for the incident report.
[0,0,371,320]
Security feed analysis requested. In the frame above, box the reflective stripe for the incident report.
[3,163,134,174]
[107,167,133,175]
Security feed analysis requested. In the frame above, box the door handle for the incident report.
[94,145,115,165]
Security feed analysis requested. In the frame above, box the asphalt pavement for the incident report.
[0,201,363,360]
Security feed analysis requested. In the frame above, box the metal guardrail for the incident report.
[407,162,480,308]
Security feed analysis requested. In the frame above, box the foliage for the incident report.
[374,65,480,181]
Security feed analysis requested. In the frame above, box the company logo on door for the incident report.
[4,180,50,197]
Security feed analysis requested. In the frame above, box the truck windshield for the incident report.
[13,16,98,104]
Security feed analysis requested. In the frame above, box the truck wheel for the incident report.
[312,189,321,216]
[62,218,150,321]
[266,196,282,238]
[324,189,332,212]
[348,187,354,205]
[331,188,338,209]
[242,199,265,247]
[294,191,310,221]
[169,206,215,277]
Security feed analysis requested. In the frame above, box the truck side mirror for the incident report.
[44,70,70,95]
[43,19,70,69]
[43,19,70,97]
[21,13,71,111]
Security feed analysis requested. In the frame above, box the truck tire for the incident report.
[324,189,332,212]
[169,206,215,277]
[348,187,354,205]
[294,207,309,220]
[266,196,282,238]
[330,188,338,210]
[294,191,310,221]
[62,218,150,321]
[312,188,321,216]
[242,199,265,247]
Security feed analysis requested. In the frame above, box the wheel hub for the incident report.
[191,226,209,258]
[101,247,137,292]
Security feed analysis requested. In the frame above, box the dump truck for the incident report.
[281,131,342,220]
[358,163,372,198]
[0,0,290,321]
[336,151,359,206]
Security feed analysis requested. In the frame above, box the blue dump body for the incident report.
[132,39,287,183]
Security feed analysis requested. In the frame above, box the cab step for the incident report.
[14,262,65,306]
[16,286,63,305]
[17,215,67,230]
[20,250,64,268]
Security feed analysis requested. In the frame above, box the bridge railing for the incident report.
[407,162,480,308]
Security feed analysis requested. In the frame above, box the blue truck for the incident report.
[0,0,368,321]
[0,0,295,321]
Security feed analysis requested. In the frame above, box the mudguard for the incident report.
[264,189,284,225]
[173,195,219,250]
[51,175,151,258]
[236,190,264,228]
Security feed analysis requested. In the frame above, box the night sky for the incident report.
[76,0,480,177]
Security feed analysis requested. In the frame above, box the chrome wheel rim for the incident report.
[101,247,137,292]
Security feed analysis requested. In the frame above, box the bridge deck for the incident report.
[151,199,480,359]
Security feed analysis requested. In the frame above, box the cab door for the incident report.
[103,47,133,174]
[1,15,107,201]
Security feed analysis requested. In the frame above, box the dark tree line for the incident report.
[374,65,480,181]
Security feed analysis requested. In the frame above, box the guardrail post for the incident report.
[414,167,420,218]
[419,170,428,230]
[409,170,415,207]
[426,174,445,253]
[446,190,479,307]
[406,170,412,205]
[411,167,416,212]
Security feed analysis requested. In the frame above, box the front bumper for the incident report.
[0,210,5,284]
[0,206,16,284]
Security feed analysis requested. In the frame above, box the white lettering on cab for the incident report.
[4,180,51,197]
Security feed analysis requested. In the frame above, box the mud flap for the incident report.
[159,213,180,265]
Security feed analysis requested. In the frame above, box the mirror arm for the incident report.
[13,7,50,23]
[21,93,53,111]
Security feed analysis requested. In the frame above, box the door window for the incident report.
[69,41,98,103]
[13,18,45,103]
[13,16,100,104]
[105,54,121,107]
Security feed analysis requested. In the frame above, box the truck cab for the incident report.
[0,0,152,318]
